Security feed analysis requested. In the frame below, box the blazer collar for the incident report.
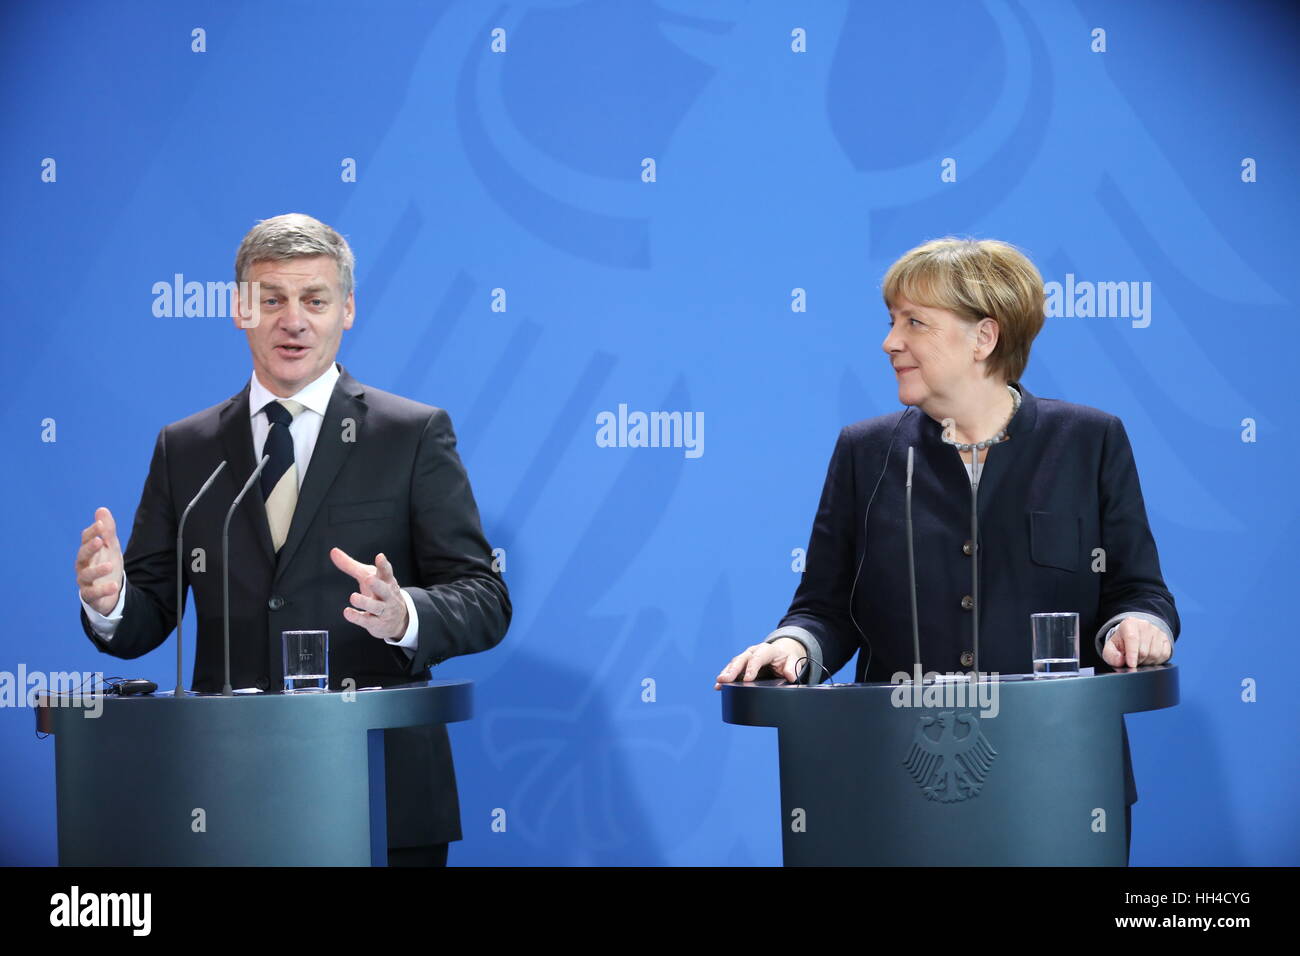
[914,380,1038,440]
[248,362,340,421]
[216,364,367,575]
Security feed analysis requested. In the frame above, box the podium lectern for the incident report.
[37,680,471,866]
[722,666,1177,865]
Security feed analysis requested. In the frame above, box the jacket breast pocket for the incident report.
[330,499,395,525]
[1028,511,1081,572]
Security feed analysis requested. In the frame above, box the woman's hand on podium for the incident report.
[76,507,124,616]
[714,637,806,690]
[1101,617,1173,668]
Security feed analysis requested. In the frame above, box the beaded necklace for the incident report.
[941,384,1021,452]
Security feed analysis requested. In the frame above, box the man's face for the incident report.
[233,255,354,397]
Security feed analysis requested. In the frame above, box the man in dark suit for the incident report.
[73,213,510,866]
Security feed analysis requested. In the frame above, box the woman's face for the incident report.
[881,295,982,409]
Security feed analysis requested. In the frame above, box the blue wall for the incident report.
[1,0,1296,866]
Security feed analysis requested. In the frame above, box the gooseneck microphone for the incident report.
[223,455,269,696]
[969,445,983,676]
[176,461,227,697]
[905,447,922,681]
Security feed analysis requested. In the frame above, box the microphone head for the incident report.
[906,446,914,487]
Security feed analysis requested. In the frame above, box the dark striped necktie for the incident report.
[260,399,304,551]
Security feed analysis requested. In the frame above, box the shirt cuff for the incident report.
[385,588,419,656]
[80,572,127,639]
[765,625,825,684]
[1094,611,1174,660]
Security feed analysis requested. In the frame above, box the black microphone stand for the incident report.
[223,455,269,696]
[175,461,227,697]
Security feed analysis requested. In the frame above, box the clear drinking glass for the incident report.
[1031,612,1079,677]
[282,630,329,693]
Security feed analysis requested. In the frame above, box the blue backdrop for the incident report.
[2,0,1296,866]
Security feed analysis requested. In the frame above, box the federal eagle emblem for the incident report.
[903,711,998,803]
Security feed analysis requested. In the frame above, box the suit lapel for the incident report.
[273,366,367,582]
[218,385,276,562]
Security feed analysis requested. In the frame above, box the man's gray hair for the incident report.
[234,213,356,297]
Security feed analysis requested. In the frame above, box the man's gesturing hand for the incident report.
[76,507,123,616]
[330,548,410,640]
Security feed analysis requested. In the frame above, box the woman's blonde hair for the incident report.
[881,237,1045,383]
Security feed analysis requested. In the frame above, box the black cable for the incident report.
[846,407,914,684]
[32,674,125,739]
[794,655,832,686]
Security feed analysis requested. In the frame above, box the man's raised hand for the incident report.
[330,547,410,640]
[76,507,123,616]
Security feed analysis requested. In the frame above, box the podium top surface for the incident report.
[722,665,1178,728]
[36,678,472,736]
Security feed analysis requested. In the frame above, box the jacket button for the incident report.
[962,539,974,556]
[268,596,285,611]
[960,594,974,611]
[960,651,974,667]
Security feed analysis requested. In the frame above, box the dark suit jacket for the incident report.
[81,364,511,847]
[775,382,1179,804]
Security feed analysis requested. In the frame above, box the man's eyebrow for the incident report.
[256,282,330,295]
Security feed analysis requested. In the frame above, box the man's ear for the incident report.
[343,291,355,330]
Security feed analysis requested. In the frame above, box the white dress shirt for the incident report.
[81,363,419,659]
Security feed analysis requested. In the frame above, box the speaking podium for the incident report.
[36,680,471,866]
[722,666,1178,865]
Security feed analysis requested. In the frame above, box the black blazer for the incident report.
[773,383,1180,803]
[81,365,511,847]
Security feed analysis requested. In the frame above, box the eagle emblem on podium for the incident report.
[903,711,998,803]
